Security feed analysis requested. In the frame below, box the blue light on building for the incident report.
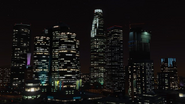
[73,97,81,99]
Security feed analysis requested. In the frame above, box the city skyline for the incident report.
[0,0,185,77]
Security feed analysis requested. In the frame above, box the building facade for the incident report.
[90,9,106,85]
[11,24,31,94]
[23,64,41,104]
[0,67,10,93]
[105,25,124,93]
[81,73,90,87]
[48,24,80,94]
[33,32,50,93]
[127,60,154,101]
[126,27,154,101]
[157,58,178,90]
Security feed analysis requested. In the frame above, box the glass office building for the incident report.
[90,9,106,85]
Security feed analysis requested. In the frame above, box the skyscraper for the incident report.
[126,27,154,101]
[33,31,50,93]
[157,58,178,90]
[11,24,31,94]
[105,25,124,93]
[48,23,80,94]
[90,9,106,85]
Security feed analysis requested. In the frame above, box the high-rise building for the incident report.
[126,27,154,101]
[48,23,80,94]
[33,31,50,93]
[105,25,124,93]
[157,58,178,90]
[90,9,106,85]
[11,24,31,94]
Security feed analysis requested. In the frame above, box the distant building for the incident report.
[0,67,10,93]
[11,24,31,94]
[157,58,178,90]
[90,9,106,85]
[126,27,154,102]
[105,25,124,93]
[33,32,50,93]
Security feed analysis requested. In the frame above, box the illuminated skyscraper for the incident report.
[90,9,106,85]
[126,28,154,101]
[33,31,50,93]
[105,25,124,93]
[157,58,178,90]
[49,23,80,94]
[11,24,31,94]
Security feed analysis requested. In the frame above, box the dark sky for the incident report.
[0,0,185,77]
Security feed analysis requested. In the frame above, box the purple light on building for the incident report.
[180,82,184,87]
[27,53,31,66]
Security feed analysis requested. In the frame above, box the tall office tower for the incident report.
[90,9,106,85]
[157,58,178,90]
[11,24,31,94]
[49,24,80,94]
[126,28,154,101]
[33,31,50,93]
[105,25,124,93]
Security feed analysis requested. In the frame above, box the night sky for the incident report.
[0,0,185,77]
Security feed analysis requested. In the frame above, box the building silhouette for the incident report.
[105,25,124,93]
